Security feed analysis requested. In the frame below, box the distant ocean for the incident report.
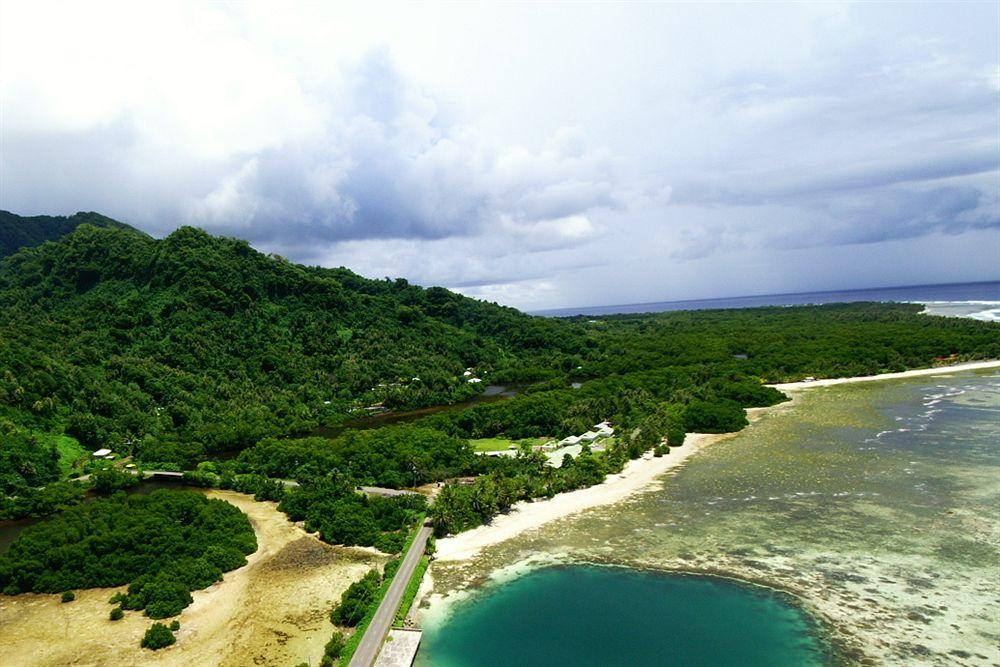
[533,281,1000,320]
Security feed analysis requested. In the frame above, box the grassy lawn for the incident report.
[42,433,87,475]
[470,436,550,452]
[470,437,517,452]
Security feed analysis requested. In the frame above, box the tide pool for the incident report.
[417,565,829,666]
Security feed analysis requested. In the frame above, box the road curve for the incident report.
[348,524,433,667]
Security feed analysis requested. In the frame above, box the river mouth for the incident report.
[416,564,835,666]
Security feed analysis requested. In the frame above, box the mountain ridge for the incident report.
[0,210,145,258]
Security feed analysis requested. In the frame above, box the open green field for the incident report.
[469,437,550,453]
[42,434,86,475]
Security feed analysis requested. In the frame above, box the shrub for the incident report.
[169,620,180,631]
[141,623,176,650]
[330,569,381,627]
[110,607,124,621]
[90,468,141,494]
[61,590,75,603]
[140,579,193,619]
[324,632,345,660]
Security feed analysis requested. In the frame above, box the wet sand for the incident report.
[0,490,382,667]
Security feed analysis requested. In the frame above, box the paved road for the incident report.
[348,524,433,667]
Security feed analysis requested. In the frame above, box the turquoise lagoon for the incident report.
[417,564,828,666]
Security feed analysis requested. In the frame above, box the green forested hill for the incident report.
[0,222,581,461]
[0,210,142,258]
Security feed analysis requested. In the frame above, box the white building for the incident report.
[468,377,483,384]
[92,448,112,458]
[558,435,581,446]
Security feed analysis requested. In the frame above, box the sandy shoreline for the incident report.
[769,359,1000,391]
[434,432,729,562]
[434,359,999,564]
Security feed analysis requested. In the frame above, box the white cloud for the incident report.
[0,0,997,309]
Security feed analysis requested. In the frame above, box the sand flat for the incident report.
[0,490,382,667]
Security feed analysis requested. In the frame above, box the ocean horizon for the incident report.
[531,280,1000,318]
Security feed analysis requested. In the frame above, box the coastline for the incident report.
[770,359,1000,392]
[434,359,1000,564]
[421,360,1000,665]
[434,432,730,562]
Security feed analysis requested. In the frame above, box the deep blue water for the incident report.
[417,565,830,667]
[533,280,1000,317]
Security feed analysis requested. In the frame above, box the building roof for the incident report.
[92,448,112,457]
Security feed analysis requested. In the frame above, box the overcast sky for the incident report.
[1,1,997,310]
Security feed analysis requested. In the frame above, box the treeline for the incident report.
[413,377,769,443]
[235,426,473,487]
[0,490,256,619]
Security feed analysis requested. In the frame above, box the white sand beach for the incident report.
[770,359,1000,392]
[434,431,729,562]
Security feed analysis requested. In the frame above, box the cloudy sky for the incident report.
[1,1,997,310]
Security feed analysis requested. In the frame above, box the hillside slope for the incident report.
[0,223,582,461]
[0,210,143,258]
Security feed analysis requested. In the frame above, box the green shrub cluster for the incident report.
[330,569,383,627]
[279,478,425,549]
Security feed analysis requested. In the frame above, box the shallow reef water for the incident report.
[420,370,1000,666]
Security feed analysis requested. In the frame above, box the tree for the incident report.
[141,623,176,650]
